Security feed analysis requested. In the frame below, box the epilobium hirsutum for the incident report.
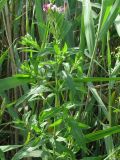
[43,3,65,13]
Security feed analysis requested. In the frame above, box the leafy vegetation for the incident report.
[0,0,120,159]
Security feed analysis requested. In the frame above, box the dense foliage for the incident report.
[0,0,120,159]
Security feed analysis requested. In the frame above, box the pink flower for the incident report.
[43,3,53,12]
[43,3,66,13]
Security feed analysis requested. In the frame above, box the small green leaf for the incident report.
[54,44,61,54]
[49,119,63,128]
[62,43,68,53]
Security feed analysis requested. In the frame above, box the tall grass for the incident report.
[0,0,120,159]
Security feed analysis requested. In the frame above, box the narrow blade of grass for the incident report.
[99,0,120,40]
[82,0,95,55]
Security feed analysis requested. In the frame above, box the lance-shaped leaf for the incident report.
[0,75,33,93]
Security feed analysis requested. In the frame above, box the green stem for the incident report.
[107,32,112,127]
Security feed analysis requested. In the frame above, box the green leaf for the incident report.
[62,71,75,95]
[104,145,120,160]
[23,150,49,158]
[100,0,114,27]
[114,14,120,36]
[85,126,120,143]
[62,43,68,53]
[111,60,120,76]
[0,75,34,93]
[54,44,61,54]
[35,0,45,41]
[20,34,41,51]
[68,118,87,151]
[79,10,85,57]
[88,83,108,119]
[15,85,51,107]
[49,119,63,128]
[83,0,95,54]
[0,145,22,152]
[78,0,101,9]
[12,138,44,160]
[75,77,120,82]
[99,0,120,40]
[0,149,5,160]
[103,125,114,157]
[55,141,76,160]
[39,107,63,122]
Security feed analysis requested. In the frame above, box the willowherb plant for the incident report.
[0,0,120,160]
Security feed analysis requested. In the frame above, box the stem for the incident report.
[107,32,112,127]
[108,83,112,126]
[26,0,29,33]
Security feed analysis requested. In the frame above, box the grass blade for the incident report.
[83,0,95,55]
[114,15,120,36]
[85,125,120,143]
[88,83,108,119]
[99,0,120,40]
